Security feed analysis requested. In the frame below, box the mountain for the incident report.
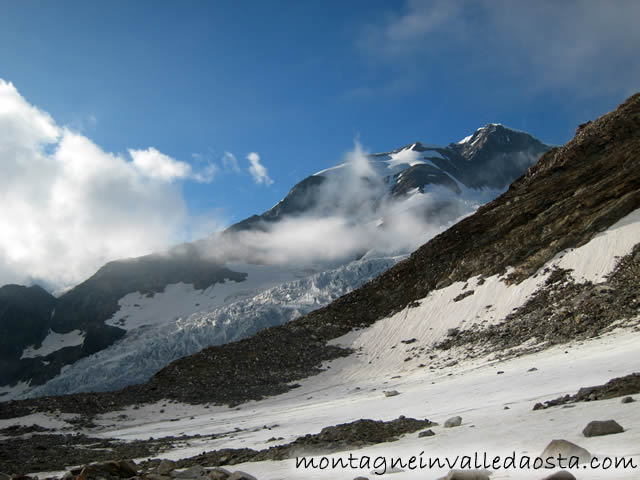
[0,95,638,479]
[126,91,639,406]
[228,124,549,232]
[0,124,549,399]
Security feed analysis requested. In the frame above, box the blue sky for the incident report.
[0,0,638,288]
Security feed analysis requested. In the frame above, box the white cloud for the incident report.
[222,151,242,173]
[0,79,192,290]
[247,151,273,185]
[130,147,193,182]
[192,162,219,183]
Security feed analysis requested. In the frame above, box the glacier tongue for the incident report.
[22,256,400,398]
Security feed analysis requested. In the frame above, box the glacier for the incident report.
[22,256,401,398]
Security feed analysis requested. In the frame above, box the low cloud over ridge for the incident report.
[201,141,497,269]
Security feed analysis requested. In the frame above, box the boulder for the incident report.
[142,474,171,480]
[444,416,462,428]
[539,439,591,464]
[383,390,400,397]
[80,460,138,479]
[171,466,207,478]
[440,469,491,479]
[582,419,624,437]
[621,396,635,403]
[541,471,576,479]
[418,429,435,437]
[227,473,257,480]
[156,459,177,475]
[208,468,232,480]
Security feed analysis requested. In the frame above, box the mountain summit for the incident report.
[229,125,548,232]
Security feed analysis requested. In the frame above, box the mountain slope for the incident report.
[1,94,635,418]
[130,92,640,406]
[1,124,550,396]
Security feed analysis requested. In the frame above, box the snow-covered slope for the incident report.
[20,257,401,398]
[21,207,640,480]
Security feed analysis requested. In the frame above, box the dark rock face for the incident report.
[582,419,624,437]
[449,124,549,189]
[0,285,56,361]
[0,285,56,387]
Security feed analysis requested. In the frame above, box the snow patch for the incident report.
[0,381,30,401]
[555,208,640,283]
[20,329,84,359]
[458,134,473,144]
[0,412,78,432]
[385,147,425,169]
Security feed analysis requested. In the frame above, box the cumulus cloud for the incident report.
[130,147,218,183]
[0,79,194,290]
[358,0,640,96]
[247,152,274,185]
[130,147,193,182]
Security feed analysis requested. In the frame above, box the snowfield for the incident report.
[49,208,638,480]
[83,327,640,480]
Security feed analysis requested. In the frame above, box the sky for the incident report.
[0,0,638,289]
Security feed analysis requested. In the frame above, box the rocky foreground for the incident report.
[0,416,435,476]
